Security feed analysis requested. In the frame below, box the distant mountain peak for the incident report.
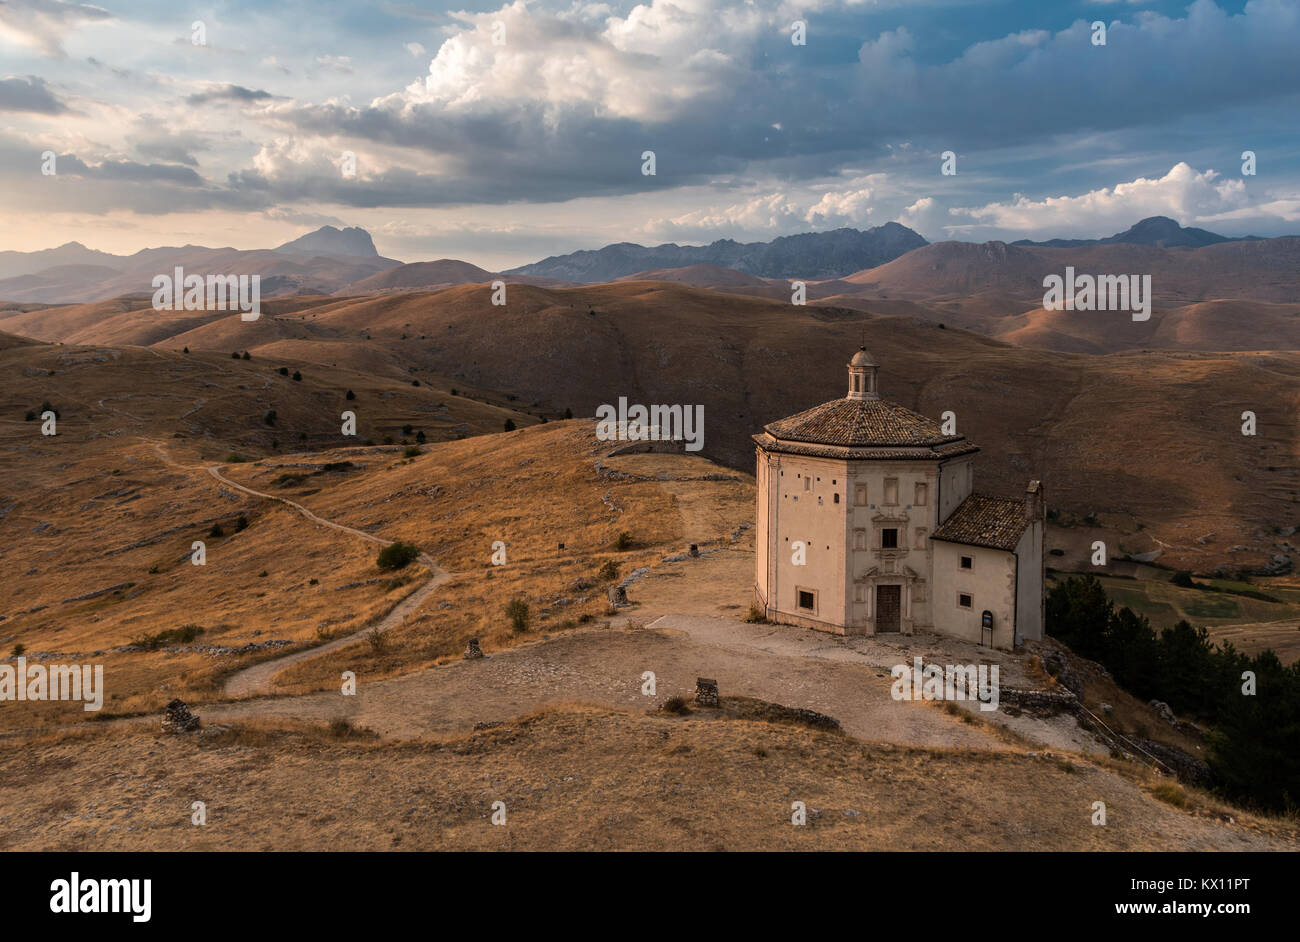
[1012,216,1246,249]
[274,225,378,258]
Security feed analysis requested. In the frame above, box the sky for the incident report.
[1,0,1297,268]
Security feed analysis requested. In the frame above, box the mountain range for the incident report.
[506,222,928,281]
[0,216,1284,305]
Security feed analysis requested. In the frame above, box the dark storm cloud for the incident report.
[0,75,68,113]
[186,84,275,105]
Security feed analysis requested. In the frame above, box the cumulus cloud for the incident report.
[954,163,1249,237]
[0,0,111,57]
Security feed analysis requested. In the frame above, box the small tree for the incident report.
[208,522,224,538]
[415,430,426,444]
[506,598,530,632]
[264,410,277,426]
[1171,570,1196,588]
[182,346,189,354]
[242,351,251,360]
[402,424,413,435]
[292,370,302,382]
[376,541,419,570]
[504,418,516,432]
[564,407,573,419]
[279,367,289,376]
[615,531,633,551]
[345,389,355,400]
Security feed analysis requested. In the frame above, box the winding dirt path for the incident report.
[200,463,450,697]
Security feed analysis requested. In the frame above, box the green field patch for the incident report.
[1182,596,1241,619]
[1104,583,1175,617]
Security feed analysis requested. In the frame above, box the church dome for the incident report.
[753,347,979,460]
[849,347,877,367]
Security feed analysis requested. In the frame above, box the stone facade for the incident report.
[754,349,1044,649]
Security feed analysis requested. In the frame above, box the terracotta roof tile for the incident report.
[931,494,1030,552]
[764,397,960,448]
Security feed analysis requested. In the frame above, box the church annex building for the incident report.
[753,348,1044,650]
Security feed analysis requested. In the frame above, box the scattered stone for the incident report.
[1100,702,1113,715]
[1149,699,1177,726]
[695,677,719,707]
[464,638,484,660]
[607,584,629,607]
[472,721,501,731]
[161,698,200,734]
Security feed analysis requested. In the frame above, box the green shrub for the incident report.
[506,598,530,632]
[132,624,203,650]
[615,531,633,550]
[403,446,421,458]
[376,541,420,571]
[598,559,620,582]
[208,523,224,538]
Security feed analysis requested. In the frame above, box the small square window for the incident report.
[881,528,898,549]
[958,593,973,609]
[960,555,973,570]
[854,484,868,506]
[798,590,816,611]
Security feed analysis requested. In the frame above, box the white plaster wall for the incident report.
[931,541,1017,648]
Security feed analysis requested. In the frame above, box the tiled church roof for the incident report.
[763,397,960,448]
[931,494,1031,552]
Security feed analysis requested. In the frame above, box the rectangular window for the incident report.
[960,555,973,570]
[853,529,866,550]
[854,483,867,506]
[854,585,865,603]
[958,593,973,609]
[803,476,811,492]
[884,478,899,505]
[797,590,816,611]
[915,528,927,549]
[881,528,898,549]
[915,483,928,506]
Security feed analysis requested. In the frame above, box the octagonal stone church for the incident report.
[753,348,1044,650]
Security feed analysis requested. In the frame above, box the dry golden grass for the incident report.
[2,704,1293,851]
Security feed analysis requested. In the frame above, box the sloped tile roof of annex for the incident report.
[755,396,978,460]
[931,494,1030,552]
